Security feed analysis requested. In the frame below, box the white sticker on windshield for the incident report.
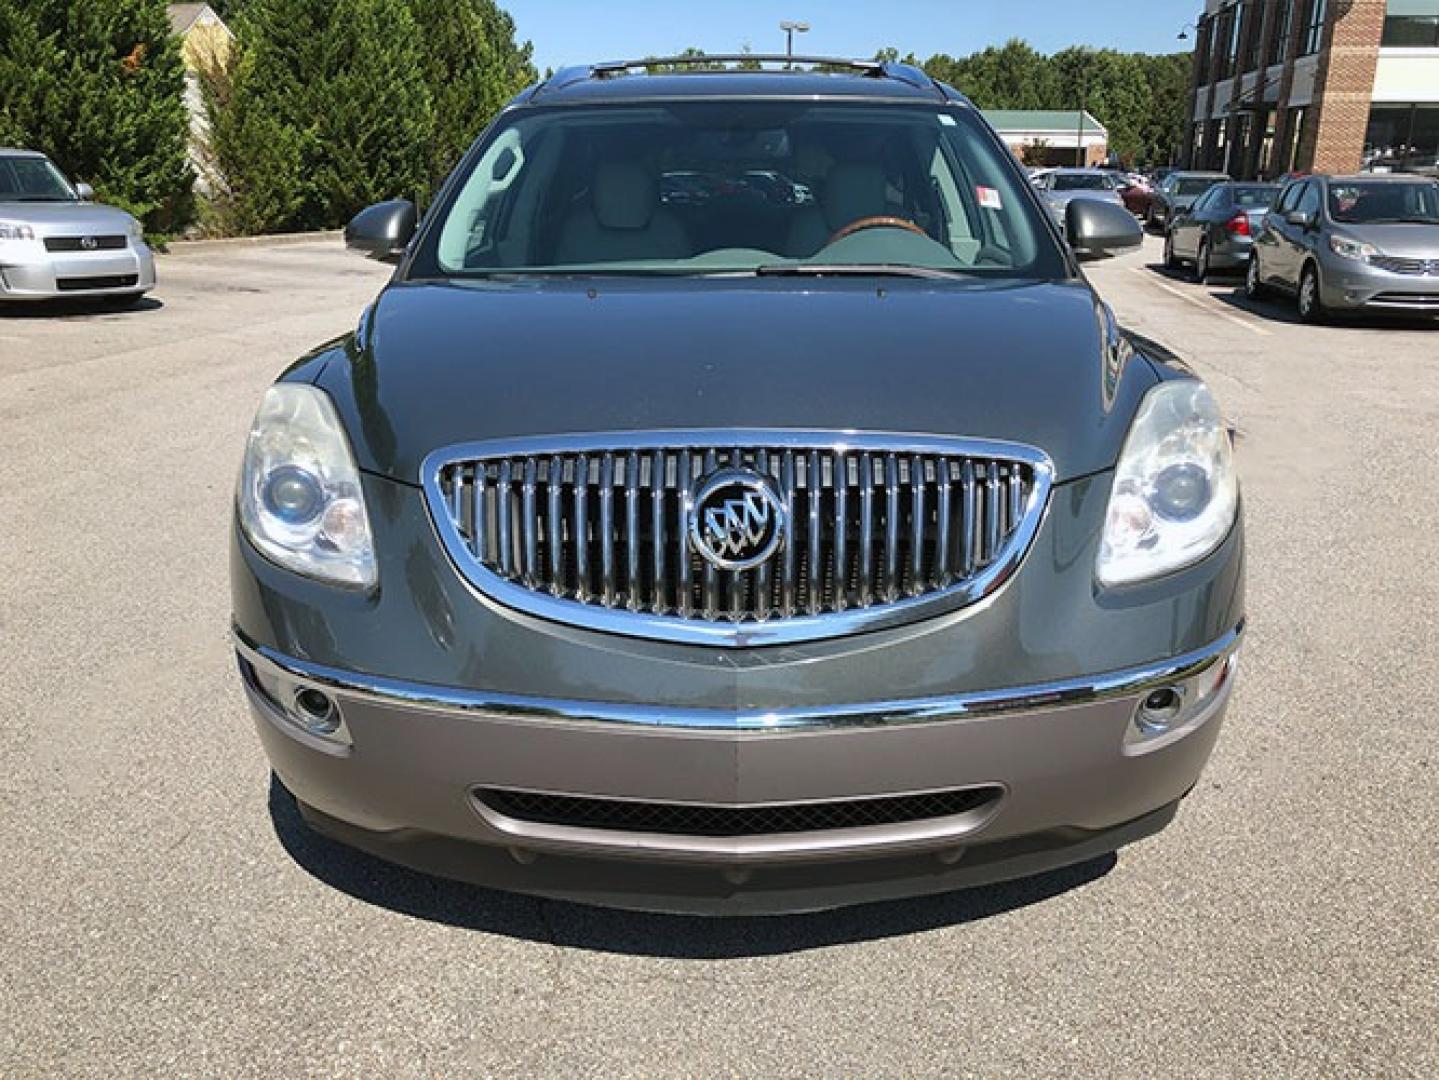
[938,114,957,126]
[977,186,1003,210]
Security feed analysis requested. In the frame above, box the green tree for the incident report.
[314,0,433,222]
[0,0,191,230]
[408,0,535,189]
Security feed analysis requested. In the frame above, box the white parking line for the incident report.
[1130,267,1272,337]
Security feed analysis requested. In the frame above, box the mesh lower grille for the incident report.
[476,786,1001,838]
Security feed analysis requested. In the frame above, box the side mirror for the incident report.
[1285,209,1316,229]
[1066,198,1143,259]
[345,199,417,263]
[74,182,94,201]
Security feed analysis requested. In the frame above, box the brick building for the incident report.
[1182,0,1439,178]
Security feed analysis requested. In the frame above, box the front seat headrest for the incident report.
[593,161,657,230]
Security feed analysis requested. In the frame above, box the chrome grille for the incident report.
[1370,255,1439,277]
[424,432,1052,646]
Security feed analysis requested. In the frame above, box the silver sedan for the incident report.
[0,149,156,303]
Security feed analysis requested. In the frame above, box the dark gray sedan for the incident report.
[1165,182,1280,282]
[231,57,1242,915]
[1147,170,1229,231]
[1246,174,1439,321]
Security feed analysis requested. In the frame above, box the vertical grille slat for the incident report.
[833,453,849,612]
[433,436,1044,638]
[497,460,514,577]
[859,453,876,608]
[625,452,641,610]
[676,450,693,618]
[936,460,953,588]
[781,450,798,617]
[599,453,616,607]
[883,453,901,603]
[806,449,822,615]
[651,450,667,614]
[573,454,590,602]
[546,456,563,595]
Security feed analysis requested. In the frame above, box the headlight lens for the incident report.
[1328,235,1378,262]
[1098,380,1238,587]
[0,221,36,241]
[238,384,376,588]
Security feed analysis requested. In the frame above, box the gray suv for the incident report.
[231,57,1243,914]
[1246,174,1439,321]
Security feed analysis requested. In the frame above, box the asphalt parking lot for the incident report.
[3,234,1437,1077]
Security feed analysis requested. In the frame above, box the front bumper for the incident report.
[239,624,1239,914]
[233,466,1244,913]
[0,238,155,299]
[1319,252,1439,313]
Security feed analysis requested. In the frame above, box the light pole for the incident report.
[780,20,809,66]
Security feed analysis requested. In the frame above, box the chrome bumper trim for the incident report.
[233,622,1243,733]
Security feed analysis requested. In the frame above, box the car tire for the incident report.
[1194,241,1211,284]
[1244,255,1269,300]
[1163,230,1179,273]
[1298,264,1327,324]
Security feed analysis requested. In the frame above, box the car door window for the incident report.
[1295,181,1321,219]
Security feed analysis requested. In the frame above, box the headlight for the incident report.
[1097,380,1238,587]
[1328,235,1378,262]
[0,221,36,241]
[238,384,377,588]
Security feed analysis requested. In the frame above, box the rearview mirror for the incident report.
[1285,209,1316,229]
[1065,198,1143,259]
[345,199,417,263]
[74,182,94,201]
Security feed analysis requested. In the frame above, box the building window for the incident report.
[1196,19,1213,82]
[1241,1,1264,71]
[1365,103,1439,172]
[1269,0,1295,66]
[1275,105,1307,175]
[1300,0,1328,56]
[1383,1,1439,47]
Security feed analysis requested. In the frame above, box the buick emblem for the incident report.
[689,468,786,571]
[80,236,98,250]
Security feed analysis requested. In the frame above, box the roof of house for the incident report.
[167,3,219,36]
[984,110,1107,135]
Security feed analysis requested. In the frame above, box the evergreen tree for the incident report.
[0,0,191,230]
[314,0,433,222]
[407,0,536,189]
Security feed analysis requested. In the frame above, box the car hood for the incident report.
[1336,222,1439,258]
[316,277,1157,485]
[0,199,136,233]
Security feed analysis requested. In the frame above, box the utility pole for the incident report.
[780,20,809,68]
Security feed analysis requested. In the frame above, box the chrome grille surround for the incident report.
[1369,255,1439,277]
[421,431,1054,646]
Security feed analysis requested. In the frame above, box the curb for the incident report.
[162,229,343,255]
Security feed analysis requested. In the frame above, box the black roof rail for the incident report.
[588,55,886,78]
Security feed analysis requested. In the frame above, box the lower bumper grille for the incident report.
[55,274,138,292]
[476,786,1003,838]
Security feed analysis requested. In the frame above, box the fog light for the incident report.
[1136,686,1184,734]
[292,687,340,735]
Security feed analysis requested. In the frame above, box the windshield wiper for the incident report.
[755,263,972,280]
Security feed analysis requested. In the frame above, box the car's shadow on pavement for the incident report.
[268,776,1116,958]
[0,296,162,318]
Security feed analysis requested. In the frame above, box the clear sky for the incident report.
[506,0,1205,74]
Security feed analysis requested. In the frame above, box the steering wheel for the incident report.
[826,216,927,246]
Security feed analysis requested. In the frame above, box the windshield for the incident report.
[1328,180,1439,224]
[417,102,1064,279]
[1176,177,1222,197]
[1052,173,1110,192]
[0,156,76,202]
[1233,185,1279,209]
